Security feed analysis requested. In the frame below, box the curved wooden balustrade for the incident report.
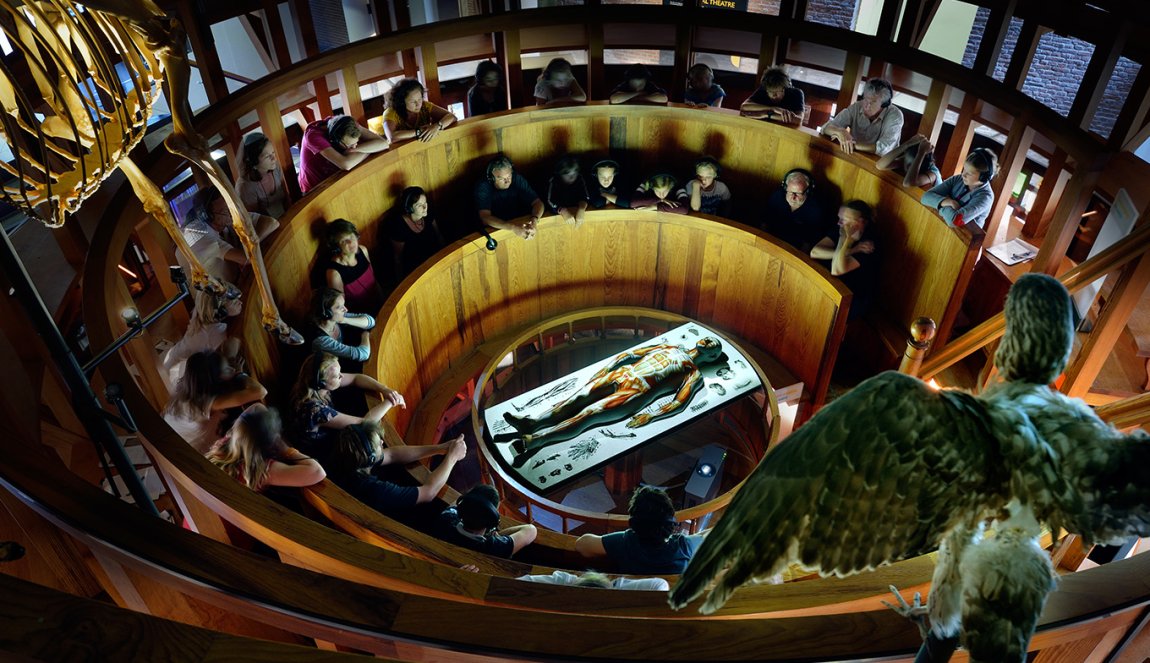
[4,400,1150,659]
[469,306,780,534]
[223,106,974,422]
[54,6,1150,658]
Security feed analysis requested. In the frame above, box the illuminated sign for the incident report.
[484,322,761,491]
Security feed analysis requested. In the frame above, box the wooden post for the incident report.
[672,23,693,98]
[175,0,229,103]
[1069,24,1130,129]
[971,0,1019,78]
[941,92,979,177]
[257,99,297,192]
[1062,247,1150,398]
[418,43,442,106]
[604,453,643,496]
[1030,154,1109,276]
[898,317,936,377]
[758,32,780,74]
[982,118,1035,243]
[836,52,864,116]
[587,23,606,101]
[501,30,524,108]
[1002,21,1044,91]
[290,0,333,118]
[51,222,89,270]
[260,0,294,70]
[875,0,903,42]
[896,0,942,49]
[339,65,366,125]
[1021,148,1069,240]
[918,79,950,146]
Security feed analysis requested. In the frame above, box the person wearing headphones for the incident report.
[290,352,404,452]
[306,287,376,365]
[383,186,445,282]
[764,168,830,252]
[588,159,631,209]
[326,421,467,516]
[475,154,545,240]
[298,114,388,194]
[677,156,731,217]
[810,200,878,320]
[237,132,291,218]
[575,485,704,574]
[821,78,904,156]
[920,148,999,229]
[435,484,537,559]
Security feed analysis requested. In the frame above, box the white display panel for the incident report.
[484,322,761,491]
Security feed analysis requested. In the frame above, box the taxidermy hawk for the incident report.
[669,274,1150,662]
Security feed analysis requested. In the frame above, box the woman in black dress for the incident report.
[383,186,446,282]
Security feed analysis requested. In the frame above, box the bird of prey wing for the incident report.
[1012,388,1150,545]
[670,371,1011,614]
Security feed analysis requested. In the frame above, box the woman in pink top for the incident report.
[298,115,388,194]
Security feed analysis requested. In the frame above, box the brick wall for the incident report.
[962,7,1140,139]
[805,0,857,30]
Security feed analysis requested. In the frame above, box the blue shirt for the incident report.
[921,175,995,229]
[601,529,704,574]
[685,84,726,107]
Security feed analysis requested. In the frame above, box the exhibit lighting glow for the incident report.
[697,462,715,478]
[117,264,138,279]
[927,379,941,391]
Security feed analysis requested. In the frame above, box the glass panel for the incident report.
[603,0,661,5]
[1089,57,1141,140]
[693,52,758,75]
[604,49,672,66]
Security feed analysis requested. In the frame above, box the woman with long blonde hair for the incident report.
[208,404,324,491]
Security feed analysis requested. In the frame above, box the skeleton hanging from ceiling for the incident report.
[0,0,300,343]
[669,274,1150,662]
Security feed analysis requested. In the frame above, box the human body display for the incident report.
[669,274,1150,663]
[496,337,724,468]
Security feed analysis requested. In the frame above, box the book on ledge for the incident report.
[987,238,1039,266]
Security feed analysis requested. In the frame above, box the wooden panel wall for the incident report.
[244,106,970,427]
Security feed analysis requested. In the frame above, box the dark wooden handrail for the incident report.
[919,220,1150,380]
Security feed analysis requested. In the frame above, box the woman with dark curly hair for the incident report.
[382,78,457,145]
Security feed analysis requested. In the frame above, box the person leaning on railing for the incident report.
[298,114,388,194]
[476,154,545,240]
[208,404,325,491]
[821,78,904,156]
[382,78,457,145]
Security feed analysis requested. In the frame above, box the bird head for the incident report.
[995,274,1073,385]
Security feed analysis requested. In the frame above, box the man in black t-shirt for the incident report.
[740,67,805,125]
[763,169,831,253]
[810,200,878,320]
[435,485,537,559]
[475,154,545,240]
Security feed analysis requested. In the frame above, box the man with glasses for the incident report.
[475,154,545,240]
[763,168,830,253]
